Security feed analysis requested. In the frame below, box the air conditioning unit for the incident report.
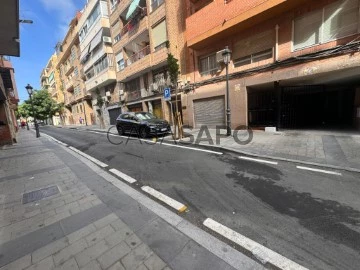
[216,49,226,63]
[119,89,124,95]
[103,36,112,43]
[105,91,111,97]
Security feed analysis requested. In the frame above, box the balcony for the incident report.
[121,45,151,80]
[186,0,291,48]
[125,90,141,102]
[65,80,74,92]
[64,65,74,76]
[65,94,75,106]
[151,46,167,67]
[85,68,117,91]
[118,11,148,47]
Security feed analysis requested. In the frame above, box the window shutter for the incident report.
[152,20,168,48]
[323,0,359,42]
[116,51,123,62]
[233,30,275,60]
[112,20,120,35]
[294,9,322,50]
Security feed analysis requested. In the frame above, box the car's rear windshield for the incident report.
[135,112,156,120]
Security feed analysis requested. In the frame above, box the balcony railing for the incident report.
[125,45,150,67]
[65,95,74,105]
[120,8,147,36]
[126,90,141,102]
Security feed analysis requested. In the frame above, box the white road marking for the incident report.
[296,166,342,176]
[86,130,223,155]
[239,156,278,165]
[42,133,68,147]
[69,146,108,168]
[109,168,137,183]
[141,186,187,212]
[203,218,308,270]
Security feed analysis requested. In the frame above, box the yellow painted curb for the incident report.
[178,205,187,213]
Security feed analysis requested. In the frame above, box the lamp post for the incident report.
[25,84,40,138]
[222,46,232,136]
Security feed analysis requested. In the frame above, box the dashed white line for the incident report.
[141,186,187,213]
[239,156,278,165]
[68,146,108,168]
[109,168,137,183]
[203,218,308,270]
[296,166,342,176]
[87,130,223,155]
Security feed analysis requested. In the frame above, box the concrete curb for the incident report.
[50,126,360,174]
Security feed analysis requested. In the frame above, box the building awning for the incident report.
[126,0,140,20]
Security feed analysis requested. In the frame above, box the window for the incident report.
[110,0,118,11]
[116,52,124,71]
[74,67,79,77]
[151,0,164,12]
[293,0,359,50]
[234,49,273,67]
[79,3,100,42]
[94,55,109,74]
[114,34,121,44]
[71,46,77,62]
[74,85,81,96]
[152,20,168,51]
[199,53,217,76]
[125,78,140,92]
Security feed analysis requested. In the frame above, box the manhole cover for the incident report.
[23,185,59,204]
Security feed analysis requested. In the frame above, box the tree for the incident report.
[95,88,106,129]
[167,46,183,139]
[16,103,31,119]
[22,89,62,121]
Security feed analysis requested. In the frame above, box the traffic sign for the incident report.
[164,88,171,100]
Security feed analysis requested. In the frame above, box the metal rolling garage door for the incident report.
[194,96,225,128]
[108,107,122,125]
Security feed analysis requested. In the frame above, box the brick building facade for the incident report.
[0,57,19,145]
[108,0,186,125]
[56,12,94,126]
[183,0,360,130]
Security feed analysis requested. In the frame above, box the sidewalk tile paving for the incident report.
[0,130,262,270]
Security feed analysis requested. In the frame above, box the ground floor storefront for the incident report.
[182,53,360,131]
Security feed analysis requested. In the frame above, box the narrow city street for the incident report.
[41,126,360,270]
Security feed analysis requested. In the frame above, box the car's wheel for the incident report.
[117,126,124,135]
[139,127,148,138]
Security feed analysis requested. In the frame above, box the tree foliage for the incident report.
[167,53,179,86]
[19,89,62,120]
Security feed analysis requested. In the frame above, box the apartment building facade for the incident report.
[183,0,360,130]
[40,53,63,125]
[78,0,117,126]
[56,12,94,126]
[108,0,186,124]
[0,57,19,145]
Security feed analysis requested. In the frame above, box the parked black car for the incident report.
[116,112,171,138]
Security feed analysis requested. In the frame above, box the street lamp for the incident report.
[25,84,40,138]
[222,46,232,136]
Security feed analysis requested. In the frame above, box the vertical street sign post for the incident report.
[164,88,174,133]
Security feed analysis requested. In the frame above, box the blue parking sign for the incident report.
[164,88,171,100]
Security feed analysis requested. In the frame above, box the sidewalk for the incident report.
[0,130,262,270]
[178,128,360,171]
[56,124,360,172]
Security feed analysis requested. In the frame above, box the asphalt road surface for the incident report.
[41,126,360,270]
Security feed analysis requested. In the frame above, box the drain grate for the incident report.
[23,185,60,204]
